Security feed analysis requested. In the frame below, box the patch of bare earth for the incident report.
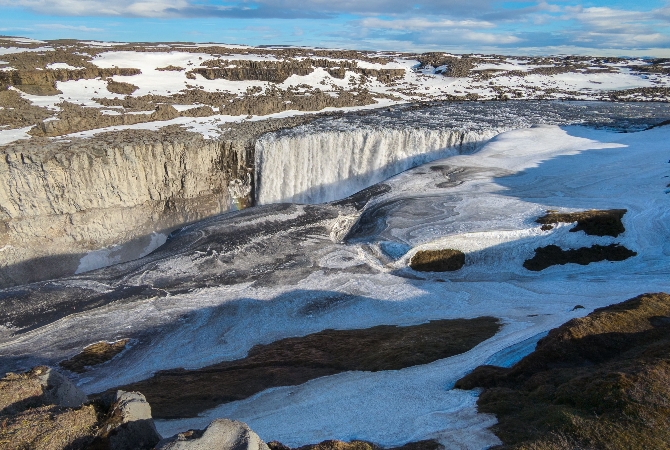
[455,293,670,450]
[0,89,54,129]
[536,209,627,236]
[59,339,130,374]
[523,244,636,271]
[113,317,500,419]
[410,249,466,272]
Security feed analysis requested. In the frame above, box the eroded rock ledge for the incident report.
[0,115,318,288]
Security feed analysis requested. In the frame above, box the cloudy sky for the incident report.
[1,0,669,55]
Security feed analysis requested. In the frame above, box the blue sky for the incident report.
[1,0,669,55]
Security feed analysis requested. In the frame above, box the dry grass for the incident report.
[59,339,129,373]
[455,293,670,450]
[410,249,465,272]
[117,318,499,419]
[0,404,98,450]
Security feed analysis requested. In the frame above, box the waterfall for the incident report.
[255,127,501,205]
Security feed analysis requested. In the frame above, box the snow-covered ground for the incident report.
[1,39,669,146]
[1,121,668,448]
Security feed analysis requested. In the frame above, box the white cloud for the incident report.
[461,31,522,44]
[360,18,495,30]
[0,0,191,17]
[35,23,103,32]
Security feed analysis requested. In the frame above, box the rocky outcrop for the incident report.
[455,292,670,449]
[417,54,479,77]
[157,419,270,450]
[536,209,627,236]
[0,67,141,95]
[93,390,162,450]
[106,79,139,95]
[0,89,54,128]
[0,368,162,449]
[59,339,130,373]
[189,58,403,84]
[523,243,636,271]
[0,127,250,287]
[0,366,88,414]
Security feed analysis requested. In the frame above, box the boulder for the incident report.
[158,418,270,450]
[94,390,161,450]
[35,366,88,408]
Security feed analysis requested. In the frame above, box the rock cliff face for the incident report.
[0,115,319,288]
[0,128,251,288]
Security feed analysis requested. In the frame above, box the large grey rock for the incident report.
[157,418,270,450]
[35,366,88,408]
[96,390,161,450]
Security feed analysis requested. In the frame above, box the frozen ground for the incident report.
[1,114,669,448]
[1,38,669,145]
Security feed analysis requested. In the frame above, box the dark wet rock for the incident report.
[157,419,270,450]
[455,293,670,449]
[410,249,466,272]
[114,317,499,419]
[523,244,636,271]
[536,209,627,237]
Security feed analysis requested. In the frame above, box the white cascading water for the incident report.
[255,127,502,205]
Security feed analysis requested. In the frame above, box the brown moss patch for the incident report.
[106,79,138,95]
[455,293,670,450]
[59,339,130,373]
[536,209,627,237]
[410,249,465,272]
[523,244,636,271]
[115,317,500,419]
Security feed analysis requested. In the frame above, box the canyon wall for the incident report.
[0,115,322,288]
[0,128,253,288]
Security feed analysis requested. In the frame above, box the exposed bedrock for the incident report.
[0,128,253,288]
[0,67,141,95]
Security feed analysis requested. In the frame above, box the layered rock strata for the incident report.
[0,115,321,288]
